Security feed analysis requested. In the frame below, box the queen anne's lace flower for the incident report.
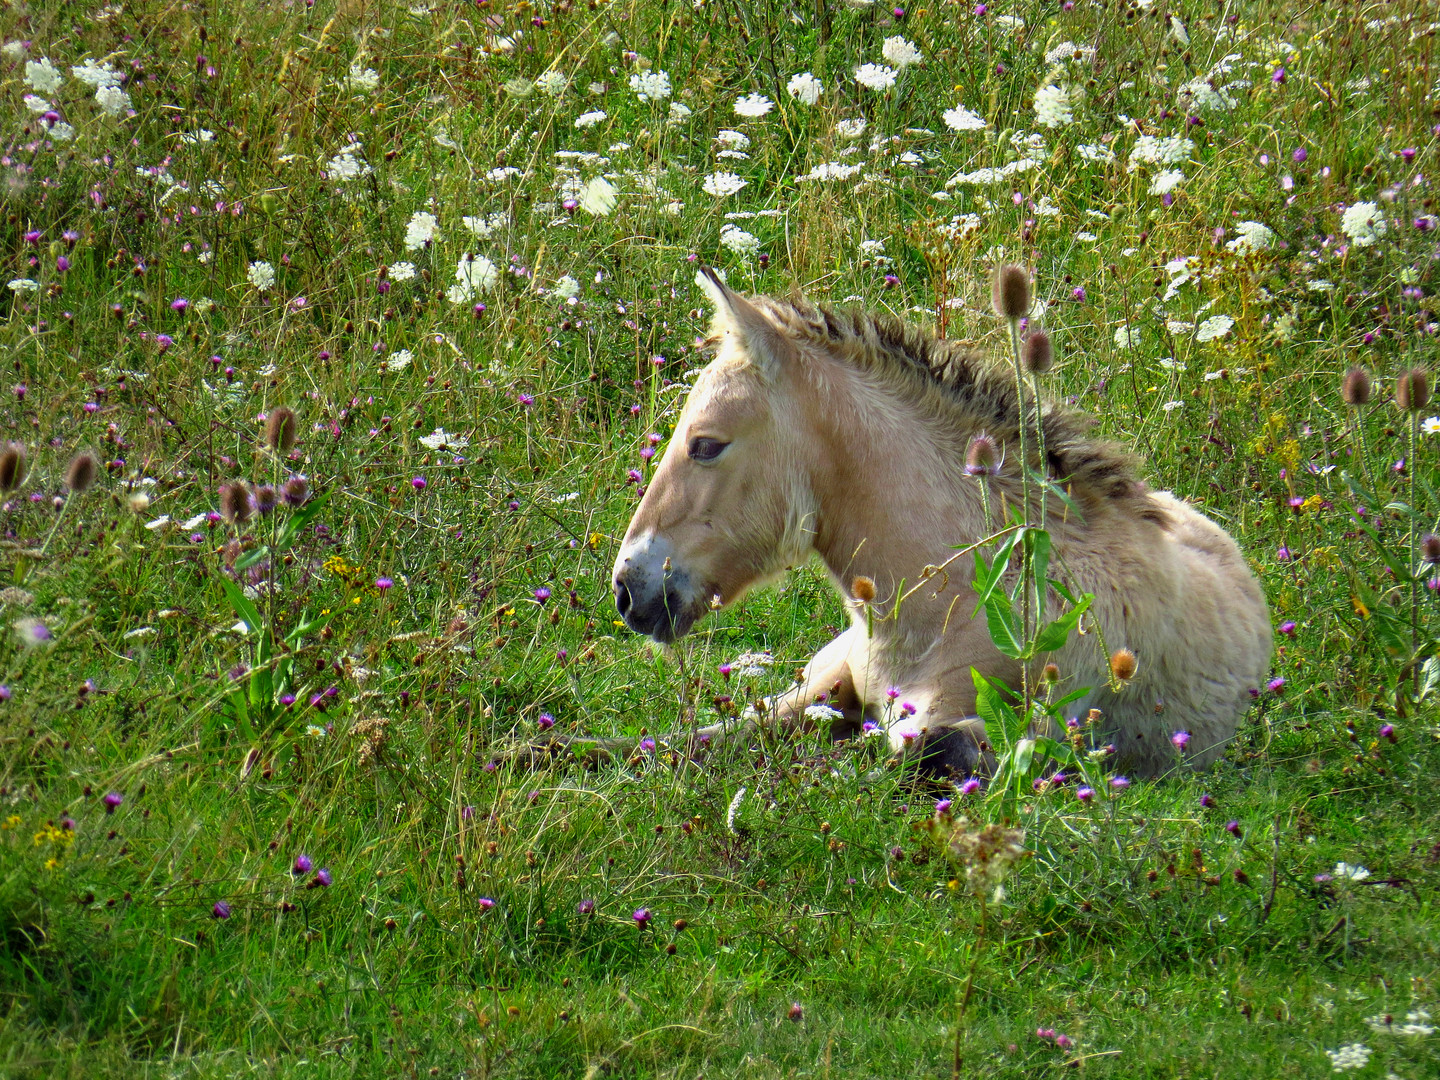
[943,105,988,132]
[403,212,439,251]
[535,71,568,96]
[733,93,773,118]
[1149,169,1185,195]
[247,262,276,291]
[1323,1044,1371,1072]
[574,110,607,129]
[24,58,62,93]
[1226,221,1275,254]
[1195,314,1235,342]
[1340,201,1385,247]
[95,84,131,117]
[629,70,672,102]
[854,63,897,91]
[702,171,747,197]
[787,72,823,105]
[881,36,923,67]
[1033,84,1074,127]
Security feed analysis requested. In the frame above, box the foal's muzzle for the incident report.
[612,536,700,643]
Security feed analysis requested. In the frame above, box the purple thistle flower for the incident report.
[1276,546,1291,561]
[375,577,393,590]
[1076,786,1094,803]
[640,737,656,752]
[411,476,427,490]
[1071,286,1086,301]
[1050,771,1067,785]
[0,686,9,701]
[478,896,495,909]
[959,778,981,795]
[578,899,595,914]
[279,694,296,707]
[102,791,123,813]
[1110,777,1130,791]
[537,713,555,730]
[1271,67,1285,84]
[1172,730,1191,750]
[293,854,313,875]
[934,798,952,814]
[213,900,232,919]
[1380,723,1396,742]
[534,586,551,604]
[314,868,332,887]
[1225,820,1242,837]
[1292,147,1307,163]
[1267,677,1286,693]
[462,805,476,820]
[1200,793,1215,808]
[632,907,652,927]
[171,298,189,312]
[789,1001,804,1021]
[1278,620,1296,636]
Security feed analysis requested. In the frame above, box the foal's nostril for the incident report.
[614,578,632,618]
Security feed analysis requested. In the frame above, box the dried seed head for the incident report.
[65,452,97,493]
[254,484,278,514]
[1109,648,1138,682]
[1396,368,1430,412]
[1423,533,1440,565]
[1022,330,1053,374]
[0,443,25,492]
[851,576,876,603]
[965,433,1001,476]
[265,406,298,453]
[992,264,1031,320]
[221,481,253,525]
[1340,366,1371,406]
[1042,662,1060,683]
[282,476,311,506]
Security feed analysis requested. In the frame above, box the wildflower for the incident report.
[577,899,595,915]
[534,587,551,604]
[1076,786,1094,803]
[632,907,652,927]
[1033,84,1074,127]
[1324,1043,1371,1071]
[1225,820,1242,837]
[403,211,439,251]
[170,297,189,313]
[1149,169,1185,196]
[537,713,555,730]
[1109,648,1138,682]
[1195,315,1234,342]
[266,407,298,453]
[1267,676,1285,693]
[448,253,499,302]
[1341,367,1372,405]
[213,900,232,919]
[220,482,252,525]
[1200,793,1215,808]
[702,172,747,197]
[535,71,568,96]
[836,118,868,139]
[66,453,97,493]
[95,84,131,116]
[254,485,278,515]
[881,36,923,67]
[640,737,656,752]
[247,261,276,291]
[733,93,773,118]
[1172,730,1191,750]
[1110,777,1130,791]
[786,72,823,105]
[1396,369,1430,412]
[1334,862,1370,880]
[411,476,427,491]
[478,897,495,909]
[628,70,671,102]
[313,868,332,887]
[381,350,412,373]
[0,443,25,491]
[935,798,952,815]
[282,476,310,506]
[1380,723,1396,743]
[1340,201,1386,247]
[389,262,417,282]
[965,433,1001,476]
[719,224,761,257]
[1022,331,1053,374]
[375,577,394,590]
[788,1002,804,1021]
[959,778,981,795]
[100,790,124,813]
[1055,1034,1074,1050]
[854,63,897,91]
[574,110,607,129]
[943,105,987,132]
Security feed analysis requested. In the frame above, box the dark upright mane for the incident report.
[746,294,1164,523]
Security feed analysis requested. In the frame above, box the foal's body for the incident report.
[610,271,1272,778]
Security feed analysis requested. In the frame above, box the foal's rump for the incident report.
[1074,490,1272,777]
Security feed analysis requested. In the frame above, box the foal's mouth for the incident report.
[613,579,710,644]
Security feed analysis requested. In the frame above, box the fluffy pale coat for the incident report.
[610,270,1272,777]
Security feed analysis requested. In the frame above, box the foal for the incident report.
[609,269,1272,778]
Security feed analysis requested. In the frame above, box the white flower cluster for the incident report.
[1323,1043,1371,1072]
[404,211,439,251]
[463,212,508,238]
[535,71,568,96]
[447,253,498,303]
[854,63,896,91]
[881,36,923,67]
[787,72,823,105]
[629,69,672,102]
[943,105,987,132]
[719,224,760,256]
[1195,314,1235,342]
[702,171,747,197]
[1129,135,1195,169]
[1340,201,1385,247]
[1033,84,1074,127]
[734,93,773,118]
[796,161,863,182]
[247,261,276,291]
[1226,221,1275,254]
[326,143,372,181]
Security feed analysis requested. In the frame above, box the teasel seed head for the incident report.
[0,443,25,492]
[992,264,1031,320]
[851,576,876,603]
[1340,366,1371,406]
[282,476,310,506]
[221,481,253,525]
[254,484,278,515]
[1109,648,1138,682]
[1042,662,1060,683]
[65,452,97,494]
[965,432,1001,477]
[265,406,298,453]
[1396,368,1430,412]
[1022,330,1053,374]
[1423,533,1440,565]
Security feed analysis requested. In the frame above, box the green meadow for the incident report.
[1,0,1438,1075]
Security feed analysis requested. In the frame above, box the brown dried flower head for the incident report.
[965,433,1001,477]
[266,406,298,453]
[0,443,25,492]
[851,576,876,603]
[221,481,253,525]
[282,476,310,506]
[65,452,97,493]
[1396,369,1430,412]
[1022,330,1053,374]
[1340,367,1371,406]
[1109,648,1138,682]
[1423,533,1440,565]
[992,264,1031,320]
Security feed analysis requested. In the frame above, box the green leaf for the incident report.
[219,576,263,636]
[983,590,1025,658]
[1033,594,1094,655]
[971,668,1018,738]
[234,545,271,572]
[971,528,1023,617]
[274,491,332,551]
[1028,529,1053,625]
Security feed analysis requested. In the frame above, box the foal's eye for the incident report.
[688,437,729,462]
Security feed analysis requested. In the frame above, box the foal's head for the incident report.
[612,269,817,642]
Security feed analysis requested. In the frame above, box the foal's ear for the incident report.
[695,266,796,380]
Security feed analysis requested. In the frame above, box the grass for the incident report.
[2,0,1440,1075]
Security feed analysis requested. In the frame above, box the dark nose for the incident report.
[614,576,632,619]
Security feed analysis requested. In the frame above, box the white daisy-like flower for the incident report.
[719,224,761,256]
[1149,169,1185,195]
[347,64,380,91]
[1226,221,1275,254]
[1195,314,1235,342]
[943,105,987,132]
[448,253,498,302]
[388,261,417,282]
[419,427,469,450]
[535,70,568,96]
[836,118,868,139]
[702,171,747,197]
[1340,201,1386,247]
[629,69,672,102]
[1422,416,1440,435]
[787,72,823,105]
[716,129,750,150]
[25,57,63,93]
[95,84,131,117]
[382,349,413,373]
[579,175,617,215]
[71,60,122,87]
[881,36,923,68]
[403,211,439,251]
[246,261,276,291]
[734,93,774,117]
[574,110,607,129]
[854,63,897,91]
[1033,84,1074,127]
